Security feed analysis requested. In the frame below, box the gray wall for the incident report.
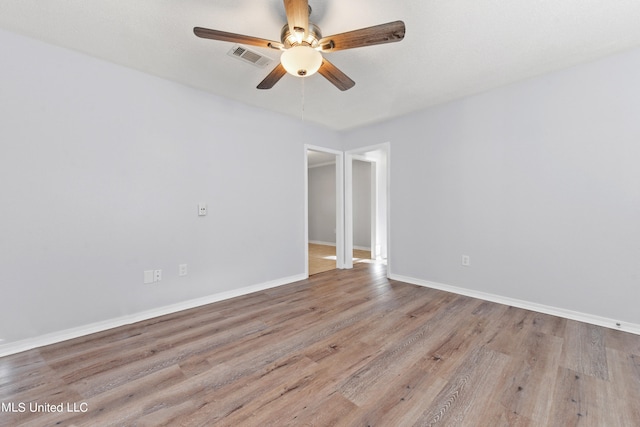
[0,28,339,346]
[343,47,640,325]
[308,163,336,244]
[352,160,372,249]
[308,160,372,249]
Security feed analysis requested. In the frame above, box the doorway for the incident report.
[305,146,344,276]
[345,143,390,274]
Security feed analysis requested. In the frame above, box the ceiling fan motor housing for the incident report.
[280,23,322,48]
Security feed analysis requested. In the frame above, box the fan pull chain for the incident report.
[301,77,305,121]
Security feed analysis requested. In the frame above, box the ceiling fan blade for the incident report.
[194,27,283,50]
[318,20,405,52]
[257,63,287,89]
[283,0,309,39]
[318,59,355,91]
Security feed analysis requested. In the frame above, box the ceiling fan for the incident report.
[194,0,405,91]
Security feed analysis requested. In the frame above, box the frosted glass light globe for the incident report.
[281,45,322,77]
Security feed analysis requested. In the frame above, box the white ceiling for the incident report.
[2,1,640,130]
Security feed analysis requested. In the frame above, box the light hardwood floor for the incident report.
[308,243,372,275]
[1,264,639,426]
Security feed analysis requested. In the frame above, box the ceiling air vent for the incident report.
[227,45,274,68]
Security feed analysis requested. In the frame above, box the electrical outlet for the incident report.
[462,255,470,266]
[154,269,162,282]
[179,264,188,277]
[198,203,207,216]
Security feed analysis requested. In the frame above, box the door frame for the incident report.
[304,145,345,277]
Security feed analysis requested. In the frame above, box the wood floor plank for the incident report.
[335,363,447,427]
[484,306,538,355]
[286,392,359,427]
[411,345,511,426]
[33,364,190,427]
[561,321,609,381]
[605,348,640,426]
[605,327,640,355]
[493,330,564,426]
[215,356,327,426]
[337,296,484,406]
[548,364,632,427]
[1,263,639,426]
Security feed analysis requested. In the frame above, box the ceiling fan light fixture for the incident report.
[280,45,322,77]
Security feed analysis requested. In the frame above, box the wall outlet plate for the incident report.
[198,203,207,216]
[179,264,187,277]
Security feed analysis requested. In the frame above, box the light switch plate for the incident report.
[144,270,154,284]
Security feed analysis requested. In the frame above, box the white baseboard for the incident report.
[0,273,306,358]
[6,272,636,358]
[389,273,640,336]
[309,240,336,246]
